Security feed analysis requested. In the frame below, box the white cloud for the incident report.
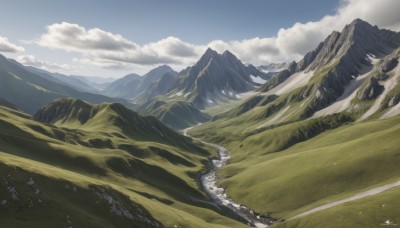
[38,22,205,67]
[214,0,400,64]
[17,55,73,71]
[37,0,400,69]
[0,36,25,53]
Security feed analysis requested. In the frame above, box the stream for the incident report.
[183,128,277,227]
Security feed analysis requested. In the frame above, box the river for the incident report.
[183,128,277,227]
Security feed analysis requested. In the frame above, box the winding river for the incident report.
[183,128,276,228]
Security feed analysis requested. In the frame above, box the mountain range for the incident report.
[0,18,400,228]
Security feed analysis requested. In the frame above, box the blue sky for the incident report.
[0,0,399,77]
[0,0,338,43]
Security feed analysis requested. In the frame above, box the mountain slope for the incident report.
[104,65,177,99]
[24,66,97,93]
[147,100,211,130]
[135,71,179,103]
[0,55,131,114]
[0,101,245,228]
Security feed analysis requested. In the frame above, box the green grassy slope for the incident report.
[148,101,211,130]
[0,103,246,227]
[275,187,400,228]
[189,114,400,226]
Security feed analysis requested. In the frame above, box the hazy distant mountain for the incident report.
[70,75,116,90]
[0,54,131,114]
[103,65,177,99]
[0,97,20,111]
[24,66,98,93]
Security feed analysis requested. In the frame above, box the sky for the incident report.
[0,0,399,78]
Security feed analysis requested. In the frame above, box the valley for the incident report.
[0,7,399,228]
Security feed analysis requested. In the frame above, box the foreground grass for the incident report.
[275,186,400,228]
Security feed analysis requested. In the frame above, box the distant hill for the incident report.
[24,66,98,93]
[0,55,131,114]
[145,100,211,130]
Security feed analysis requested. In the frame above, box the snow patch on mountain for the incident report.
[250,75,267,84]
[314,71,371,117]
[358,65,400,121]
[265,70,314,96]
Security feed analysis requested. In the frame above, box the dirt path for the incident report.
[290,180,400,220]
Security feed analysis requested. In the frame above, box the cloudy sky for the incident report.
[0,0,399,78]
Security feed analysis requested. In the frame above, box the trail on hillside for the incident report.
[290,180,400,220]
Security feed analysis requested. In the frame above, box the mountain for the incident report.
[70,75,115,90]
[0,97,20,110]
[188,18,400,227]
[0,101,244,227]
[257,18,400,118]
[134,72,179,103]
[104,65,177,99]
[173,48,270,108]
[0,54,131,114]
[24,66,98,93]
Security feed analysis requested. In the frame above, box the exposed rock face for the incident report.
[381,58,399,72]
[299,19,400,116]
[307,19,400,72]
[358,77,384,100]
[176,48,269,108]
[296,38,329,72]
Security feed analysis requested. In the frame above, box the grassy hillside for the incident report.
[148,101,211,130]
[189,114,400,226]
[0,102,246,227]
[274,186,400,228]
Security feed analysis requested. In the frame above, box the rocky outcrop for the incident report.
[381,58,399,73]
[358,77,384,100]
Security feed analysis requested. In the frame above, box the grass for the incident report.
[190,113,400,226]
[0,101,247,228]
[274,186,400,228]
